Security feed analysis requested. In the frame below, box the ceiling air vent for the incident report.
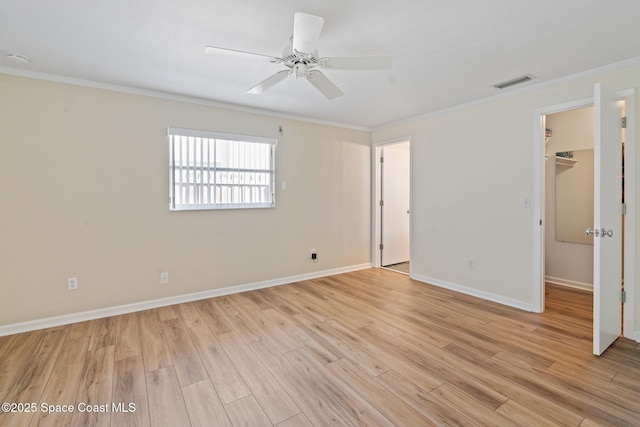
[494,74,534,89]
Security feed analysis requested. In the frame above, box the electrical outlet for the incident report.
[310,248,317,261]
[467,260,475,270]
[68,277,78,291]
[160,272,169,285]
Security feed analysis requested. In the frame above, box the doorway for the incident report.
[373,139,411,274]
[544,106,595,293]
[532,86,636,355]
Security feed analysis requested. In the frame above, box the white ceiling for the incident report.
[2,0,640,129]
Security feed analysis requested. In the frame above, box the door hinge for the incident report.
[380,200,384,206]
[621,203,627,215]
[379,243,384,250]
[539,219,542,226]
[380,156,384,163]
[621,116,627,129]
[621,290,626,303]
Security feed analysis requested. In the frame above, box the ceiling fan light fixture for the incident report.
[494,74,534,89]
[294,62,308,78]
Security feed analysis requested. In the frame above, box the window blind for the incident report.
[168,128,276,210]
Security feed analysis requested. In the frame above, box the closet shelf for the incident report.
[555,156,578,167]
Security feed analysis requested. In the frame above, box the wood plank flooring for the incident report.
[0,269,639,426]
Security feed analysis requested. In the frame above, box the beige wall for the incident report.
[0,74,371,326]
[3,62,640,340]
[373,63,640,337]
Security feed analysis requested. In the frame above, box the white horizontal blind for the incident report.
[168,128,276,210]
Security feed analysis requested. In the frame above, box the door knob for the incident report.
[586,227,613,238]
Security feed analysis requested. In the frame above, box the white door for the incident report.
[381,143,410,266]
[592,83,623,356]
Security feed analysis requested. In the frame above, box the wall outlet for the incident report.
[310,248,317,261]
[160,272,169,285]
[467,260,475,270]
[68,277,78,291]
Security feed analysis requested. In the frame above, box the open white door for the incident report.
[381,143,410,266]
[592,83,623,356]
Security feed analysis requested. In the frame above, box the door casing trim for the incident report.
[532,88,635,341]
[372,137,412,271]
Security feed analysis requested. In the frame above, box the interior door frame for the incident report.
[532,88,635,341]
[372,137,412,270]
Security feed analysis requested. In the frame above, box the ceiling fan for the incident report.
[205,12,392,100]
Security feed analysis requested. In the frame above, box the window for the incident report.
[168,128,276,210]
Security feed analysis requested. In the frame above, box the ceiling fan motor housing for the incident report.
[282,46,318,78]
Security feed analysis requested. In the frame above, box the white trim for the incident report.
[168,127,277,145]
[372,144,382,268]
[0,67,370,132]
[371,137,412,271]
[0,263,371,337]
[532,88,636,341]
[532,109,545,313]
[532,97,594,313]
[4,56,640,133]
[412,274,534,312]
[620,88,636,340]
[545,276,593,292]
[374,55,640,131]
[168,129,276,211]
[371,136,415,147]
[4,55,640,132]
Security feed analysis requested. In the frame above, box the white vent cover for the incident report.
[494,74,534,89]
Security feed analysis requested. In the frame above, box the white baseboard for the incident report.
[410,275,640,343]
[0,263,371,337]
[411,274,534,312]
[545,276,593,292]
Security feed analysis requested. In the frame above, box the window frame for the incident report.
[168,127,277,211]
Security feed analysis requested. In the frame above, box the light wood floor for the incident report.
[1,269,639,426]
[382,262,410,275]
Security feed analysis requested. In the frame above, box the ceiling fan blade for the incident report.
[205,46,282,62]
[321,56,393,70]
[292,12,324,53]
[306,70,343,99]
[247,70,290,94]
